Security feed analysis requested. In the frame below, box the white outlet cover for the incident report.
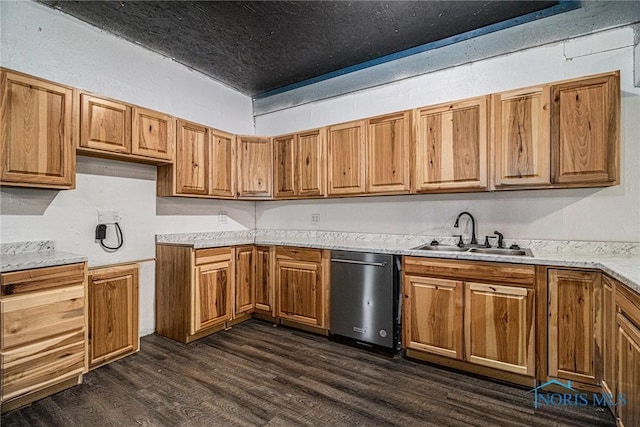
[97,209,120,224]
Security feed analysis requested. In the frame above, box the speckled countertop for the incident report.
[157,230,640,295]
[0,241,87,273]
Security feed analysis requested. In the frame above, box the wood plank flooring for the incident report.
[2,320,615,426]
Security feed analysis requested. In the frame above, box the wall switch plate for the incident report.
[97,209,121,224]
[218,210,228,223]
[311,213,320,225]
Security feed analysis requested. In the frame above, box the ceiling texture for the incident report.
[41,1,565,97]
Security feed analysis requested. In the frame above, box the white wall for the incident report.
[255,27,640,243]
[0,1,255,336]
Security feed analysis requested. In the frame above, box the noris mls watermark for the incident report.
[529,379,627,409]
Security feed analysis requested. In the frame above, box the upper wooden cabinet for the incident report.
[175,120,209,195]
[551,72,619,186]
[1,69,75,189]
[327,120,366,196]
[413,96,489,192]
[366,111,410,194]
[492,86,550,188]
[78,93,131,154]
[236,136,273,199]
[131,106,175,162]
[274,128,326,199]
[210,128,237,198]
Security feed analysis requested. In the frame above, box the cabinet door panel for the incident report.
[297,129,325,197]
[601,276,615,402]
[492,87,550,187]
[193,262,232,333]
[465,282,535,376]
[235,246,255,316]
[175,120,209,195]
[403,275,463,358]
[255,246,273,314]
[277,260,322,326]
[274,134,297,198]
[548,269,601,384]
[551,73,619,184]
[327,121,366,195]
[79,93,131,154]
[1,71,74,188]
[367,112,410,193]
[210,129,236,198]
[617,314,640,427]
[132,107,174,161]
[237,136,273,198]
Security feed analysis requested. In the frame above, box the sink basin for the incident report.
[412,244,468,252]
[468,247,533,257]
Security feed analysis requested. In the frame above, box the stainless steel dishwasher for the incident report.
[329,250,401,351]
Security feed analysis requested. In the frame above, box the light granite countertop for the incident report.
[0,241,88,273]
[157,230,640,295]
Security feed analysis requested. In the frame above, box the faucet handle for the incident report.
[483,236,497,248]
[493,231,505,248]
[452,234,465,248]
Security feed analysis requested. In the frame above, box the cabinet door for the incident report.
[617,314,640,427]
[547,269,602,384]
[601,276,616,403]
[236,136,273,199]
[192,261,233,334]
[210,129,236,198]
[414,96,488,191]
[274,134,297,198]
[277,259,323,327]
[0,70,74,188]
[366,111,410,194]
[327,120,366,195]
[235,246,255,316]
[551,72,619,185]
[492,87,550,188]
[88,265,139,369]
[131,106,175,161]
[297,129,325,197]
[403,275,463,359]
[465,282,535,376]
[79,93,131,154]
[175,120,209,195]
[255,246,274,315]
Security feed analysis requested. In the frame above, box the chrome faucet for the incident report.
[453,212,477,246]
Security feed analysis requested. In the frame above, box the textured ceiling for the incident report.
[41,1,560,96]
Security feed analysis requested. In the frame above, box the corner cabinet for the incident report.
[1,69,75,189]
[327,120,366,196]
[366,111,411,194]
[236,136,273,199]
[413,96,489,192]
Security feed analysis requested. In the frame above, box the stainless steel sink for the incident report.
[411,244,468,252]
[467,247,533,257]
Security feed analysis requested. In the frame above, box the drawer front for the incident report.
[194,248,233,266]
[275,246,322,264]
[1,285,85,349]
[1,263,85,296]
[1,329,85,401]
[403,257,535,286]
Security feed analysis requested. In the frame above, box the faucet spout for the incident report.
[453,212,477,245]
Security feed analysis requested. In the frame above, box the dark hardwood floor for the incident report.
[2,320,615,426]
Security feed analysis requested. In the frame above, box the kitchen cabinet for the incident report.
[491,86,550,188]
[131,106,175,162]
[276,247,329,330]
[403,257,536,384]
[235,246,255,317]
[255,246,275,316]
[615,285,640,427]
[0,263,87,413]
[327,120,366,196]
[550,72,619,186]
[156,245,234,343]
[1,69,75,189]
[174,119,209,195]
[236,136,273,199]
[274,128,326,199]
[87,264,139,370]
[601,275,616,407]
[366,111,410,194]
[78,92,131,155]
[210,128,237,198]
[547,269,602,386]
[413,96,488,192]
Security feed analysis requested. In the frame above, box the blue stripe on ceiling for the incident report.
[254,1,581,100]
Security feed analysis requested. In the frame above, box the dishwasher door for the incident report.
[330,250,398,349]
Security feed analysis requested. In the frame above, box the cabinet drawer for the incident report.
[1,329,85,401]
[194,248,233,266]
[276,246,322,264]
[1,263,85,296]
[403,257,535,286]
[1,285,85,349]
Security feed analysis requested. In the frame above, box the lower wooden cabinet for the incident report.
[235,246,256,317]
[0,263,87,413]
[275,247,329,330]
[614,283,640,427]
[88,264,139,369]
[254,246,275,316]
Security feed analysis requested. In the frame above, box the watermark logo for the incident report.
[529,379,627,409]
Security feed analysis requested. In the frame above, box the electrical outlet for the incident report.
[311,213,320,225]
[97,209,121,224]
[218,210,228,223]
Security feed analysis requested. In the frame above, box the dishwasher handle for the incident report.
[330,258,387,267]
